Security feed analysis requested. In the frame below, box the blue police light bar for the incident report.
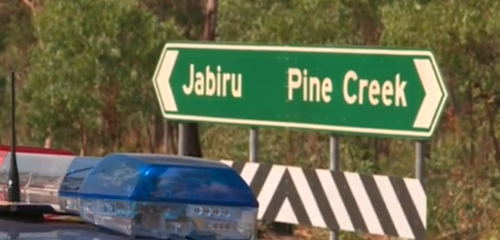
[0,152,259,240]
[76,153,258,240]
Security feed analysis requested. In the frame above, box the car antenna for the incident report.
[7,71,21,202]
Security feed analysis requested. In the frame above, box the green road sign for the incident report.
[152,42,448,139]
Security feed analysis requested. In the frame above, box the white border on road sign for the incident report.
[152,43,448,138]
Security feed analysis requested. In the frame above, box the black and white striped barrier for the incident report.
[220,160,426,240]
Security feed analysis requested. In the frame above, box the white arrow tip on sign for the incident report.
[413,59,443,129]
[157,50,179,112]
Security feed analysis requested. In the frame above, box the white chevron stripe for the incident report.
[404,178,427,227]
[275,198,298,224]
[344,172,384,235]
[256,165,286,219]
[287,166,326,228]
[374,175,414,239]
[316,169,354,231]
[239,162,260,185]
[219,159,234,167]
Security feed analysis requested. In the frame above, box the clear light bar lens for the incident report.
[59,197,80,214]
[78,199,257,239]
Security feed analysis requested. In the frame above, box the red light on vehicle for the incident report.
[0,146,74,155]
[0,145,75,166]
[0,152,7,169]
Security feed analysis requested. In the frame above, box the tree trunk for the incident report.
[153,114,163,152]
[177,0,220,159]
[184,122,202,157]
[44,134,52,149]
[166,121,177,154]
[78,119,87,156]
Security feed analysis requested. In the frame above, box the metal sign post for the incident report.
[329,135,340,240]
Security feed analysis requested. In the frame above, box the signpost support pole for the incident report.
[330,134,340,240]
[415,141,426,190]
[178,123,187,156]
[249,127,258,240]
[249,127,258,163]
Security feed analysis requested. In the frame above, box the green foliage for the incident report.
[24,0,182,149]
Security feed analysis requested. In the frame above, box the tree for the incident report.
[0,0,36,143]
[177,0,219,158]
[24,0,182,154]
[139,0,205,154]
